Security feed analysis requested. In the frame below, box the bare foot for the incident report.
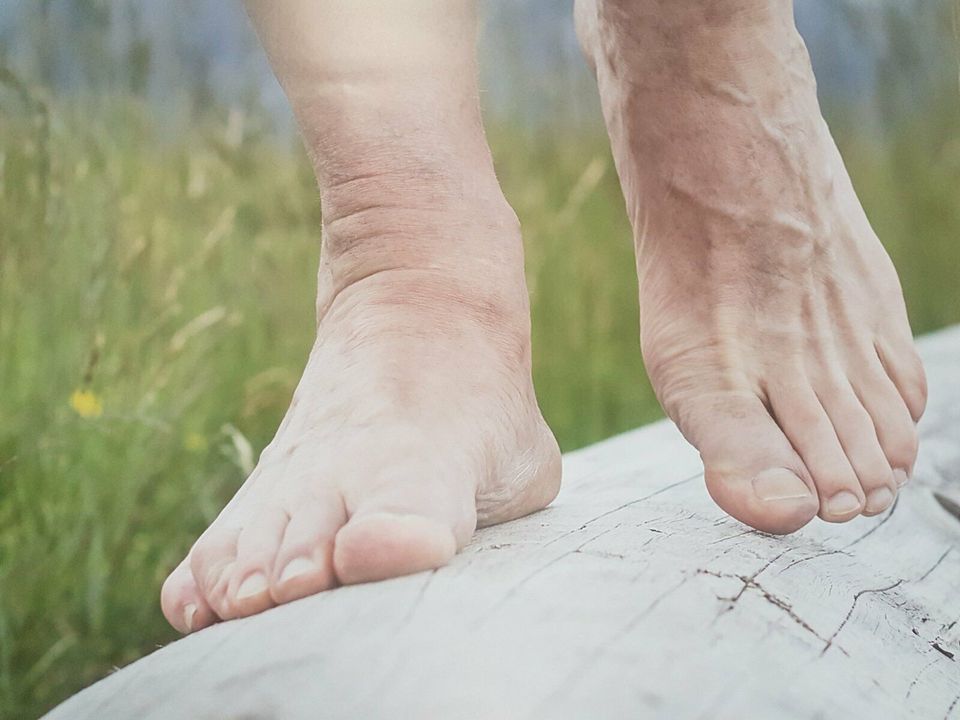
[577,0,926,533]
[161,0,560,633]
[162,250,559,633]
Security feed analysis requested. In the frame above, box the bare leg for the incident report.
[576,0,926,533]
[161,0,560,633]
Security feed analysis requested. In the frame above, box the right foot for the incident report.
[161,0,560,633]
[161,184,560,633]
[578,0,926,533]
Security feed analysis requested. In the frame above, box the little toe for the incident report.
[682,391,820,535]
[271,493,346,604]
[161,557,217,634]
[189,524,241,619]
[768,380,865,522]
[853,360,920,483]
[875,335,927,423]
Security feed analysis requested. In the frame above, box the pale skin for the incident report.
[161,0,926,633]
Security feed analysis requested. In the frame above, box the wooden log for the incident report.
[47,326,960,719]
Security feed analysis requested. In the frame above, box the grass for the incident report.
[0,81,958,717]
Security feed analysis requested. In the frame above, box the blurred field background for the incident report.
[1,1,958,716]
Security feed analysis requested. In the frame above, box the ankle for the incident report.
[318,161,522,270]
[318,149,514,240]
[245,3,531,343]
[313,163,528,333]
[314,228,534,376]
[294,64,516,276]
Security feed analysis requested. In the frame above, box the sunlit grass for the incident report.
[0,85,957,716]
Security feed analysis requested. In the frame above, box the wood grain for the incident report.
[47,325,960,720]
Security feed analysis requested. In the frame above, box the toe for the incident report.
[875,334,927,423]
[222,505,290,619]
[271,493,346,604]
[334,512,458,585]
[161,557,217,634]
[334,465,478,584]
[678,391,820,535]
[768,380,865,522]
[853,358,920,483]
[815,374,897,516]
[189,524,241,620]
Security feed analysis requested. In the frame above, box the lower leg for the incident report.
[161,0,560,633]
[577,0,925,532]
[247,0,521,287]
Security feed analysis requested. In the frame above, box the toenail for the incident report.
[752,469,812,502]
[893,468,910,487]
[183,603,197,632]
[825,491,861,517]
[865,487,894,514]
[236,572,269,599]
[279,557,316,584]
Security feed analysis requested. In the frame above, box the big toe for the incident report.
[680,392,820,534]
[333,512,458,585]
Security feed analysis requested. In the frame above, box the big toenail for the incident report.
[752,469,812,502]
[893,468,909,487]
[826,491,861,517]
[865,487,894,514]
[183,603,197,632]
[279,557,316,584]
[236,572,269,599]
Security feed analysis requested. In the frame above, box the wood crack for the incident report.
[708,528,760,545]
[398,570,436,627]
[474,524,623,627]
[700,562,831,647]
[905,657,941,699]
[562,471,703,537]
[843,495,900,549]
[914,547,952,584]
[944,691,960,720]
[821,580,905,656]
[531,576,691,714]
[776,548,850,574]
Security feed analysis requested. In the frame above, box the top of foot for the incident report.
[578,0,926,533]
[162,207,560,634]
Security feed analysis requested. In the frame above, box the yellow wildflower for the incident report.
[184,432,208,453]
[70,389,103,419]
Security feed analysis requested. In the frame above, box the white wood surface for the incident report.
[48,326,960,719]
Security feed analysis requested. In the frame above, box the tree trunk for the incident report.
[47,326,960,720]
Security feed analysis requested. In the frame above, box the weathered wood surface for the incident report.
[48,326,960,719]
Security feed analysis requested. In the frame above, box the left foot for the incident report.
[160,0,561,633]
[160,178,561,634]
[577,0,927,533]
